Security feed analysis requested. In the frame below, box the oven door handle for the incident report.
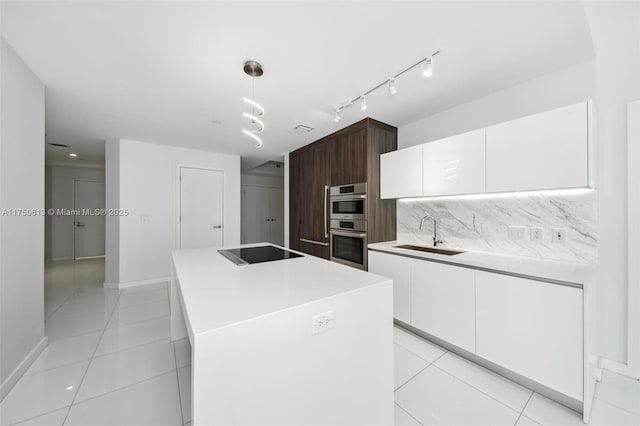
[330,230,367,238]
[324,185,329,239]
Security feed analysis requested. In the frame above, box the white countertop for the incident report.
[368,241,594,285]
[172,243,390,336]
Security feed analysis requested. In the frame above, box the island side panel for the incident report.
[170,262,189,341]
[192,280,393,425]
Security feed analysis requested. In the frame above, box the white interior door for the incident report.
[180,167,224,250]
[73,180,105,259]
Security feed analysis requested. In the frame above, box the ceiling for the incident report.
[1,1,594,168]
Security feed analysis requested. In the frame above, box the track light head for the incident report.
[334,109,341,123]
[388,78,397,96]
[423,56,434,78]
[360,95,367,111]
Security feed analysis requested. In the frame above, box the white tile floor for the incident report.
[1,258,638,425]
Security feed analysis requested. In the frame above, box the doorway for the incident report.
[73,180,105,259]
[179,166,225,250]
[242,185,284,245]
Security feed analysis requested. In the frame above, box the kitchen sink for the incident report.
[393,244,464,256]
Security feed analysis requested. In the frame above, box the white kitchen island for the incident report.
[170,243,394,426]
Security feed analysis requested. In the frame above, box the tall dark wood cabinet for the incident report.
[289,118,397,263]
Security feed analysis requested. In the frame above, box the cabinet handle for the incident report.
[213,225,223,229]
[324,185,329,239]
[300,238,329,247]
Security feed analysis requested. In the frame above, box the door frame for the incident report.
[71,179,105,260]
[241,183,284,244]
[176,165,226,250]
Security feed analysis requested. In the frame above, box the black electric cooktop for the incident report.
[218,245,303,266]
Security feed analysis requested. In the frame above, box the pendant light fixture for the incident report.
[242,60,265,148]
[333,50,441,123]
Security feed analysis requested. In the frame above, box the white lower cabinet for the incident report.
[368,250,412,323]
[475,271,583,401]
[410,260,476,353]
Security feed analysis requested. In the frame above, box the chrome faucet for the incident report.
[419,214,445,247]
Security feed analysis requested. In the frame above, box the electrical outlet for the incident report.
[531,227,543,242]
[311,311,335,335]
[508,226,528,240]
[552,228,566,243]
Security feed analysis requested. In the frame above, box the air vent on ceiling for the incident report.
[294,124,314,133]
[47,143,69,148]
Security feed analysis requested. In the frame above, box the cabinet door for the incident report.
[330,129,367,186]
[423,129,486,196]
[289,151,303,251]
[298,144,330,258]
[411,261,475,352]
[486,101,589,192]
[380,144,423,199]
[475,271,583,401]
[368,251,412,323]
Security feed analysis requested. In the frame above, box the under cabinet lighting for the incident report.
[69,153,77,157]
[398,188,595,203]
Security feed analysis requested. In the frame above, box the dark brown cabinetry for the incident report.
[289,118,397,262]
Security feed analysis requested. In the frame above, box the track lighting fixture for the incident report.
[388,78,397,96]
[360,96,368,111]
[423,56,434,78]
[331,50,440,122]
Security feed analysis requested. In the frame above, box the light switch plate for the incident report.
[508,226,528,240]
[531,227,543,242]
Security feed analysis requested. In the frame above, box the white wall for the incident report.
[584,0,640,367]
[106,139,241,286]
[105,139,120,285]
[45,165,105,261]
[398,60,595,148]
[0,39,46,393]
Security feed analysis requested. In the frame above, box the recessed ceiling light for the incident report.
[69,153,77,157]
[294,124,314,133]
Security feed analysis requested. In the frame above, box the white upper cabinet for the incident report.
[485,101,590,192]
[380,144,423,199]
[381,101,591,198]
[423,129,486,196]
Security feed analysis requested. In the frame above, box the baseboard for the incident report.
[601,357,640,380]
[1,336,48,401]
[103,276,170,289]
[395,320,584,414]
[45,257,74,262]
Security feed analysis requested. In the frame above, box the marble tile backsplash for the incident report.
[397,190,598,263]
